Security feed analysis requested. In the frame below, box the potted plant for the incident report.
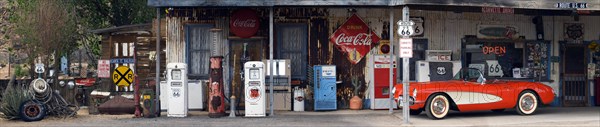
[349,77,363,110]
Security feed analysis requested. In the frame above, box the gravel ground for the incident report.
[0,107,599,127]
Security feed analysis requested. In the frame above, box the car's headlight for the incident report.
[412,88,417,97]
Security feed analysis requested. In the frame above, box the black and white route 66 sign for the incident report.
[397,20,415,37]
[410,17,424,37]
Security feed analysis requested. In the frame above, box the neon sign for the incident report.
[482,46,506,55]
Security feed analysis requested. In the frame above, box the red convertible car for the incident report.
[393,68,555,119]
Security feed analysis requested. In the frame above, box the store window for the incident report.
[185,24,214,79]
[462,38,550,80]
[276,24,307,80]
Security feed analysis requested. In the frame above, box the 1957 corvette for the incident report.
[393,68,556,119]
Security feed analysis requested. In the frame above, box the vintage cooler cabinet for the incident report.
[263,59,292,111]
[244,61,266,117]
[415,60,462,82]
[159,80,205,111]
[313,65,337,111]
[166,63,188,117]
[369,55,397,109]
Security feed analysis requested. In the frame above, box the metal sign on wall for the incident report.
[477,25,520,39]
[410,17,424,37]
[230,8,260,38]
[329,14,380,64]
[564,23,583,41]
[98,60,110,78]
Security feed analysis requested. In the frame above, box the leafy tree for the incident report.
[72,0,155,68]
[7,0,78,78]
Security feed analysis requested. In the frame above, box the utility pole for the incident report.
[397,6,414,124]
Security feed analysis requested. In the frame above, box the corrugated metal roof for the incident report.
[90,23,152,35]
[147,0,397,7]
[147,0,600,10]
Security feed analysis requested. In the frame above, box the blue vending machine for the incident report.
[313,65,337,111]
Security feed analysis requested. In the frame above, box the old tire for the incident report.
[410,109,422,115]
[491,109,505,113]
[516,91,538,115]
[425,94,450,119]
[19,100,47,122]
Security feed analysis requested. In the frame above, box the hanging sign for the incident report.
[230,8,260,38]
[329,14,380,64]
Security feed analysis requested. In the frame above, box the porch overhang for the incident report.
[147,0,599,10]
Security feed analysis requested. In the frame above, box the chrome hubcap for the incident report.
[521,95,535,111]
[432,98,446,115]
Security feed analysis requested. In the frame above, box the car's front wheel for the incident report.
[425,94,449,119]
[516,91,538,115]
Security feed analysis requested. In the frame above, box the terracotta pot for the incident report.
[349,96,363,110]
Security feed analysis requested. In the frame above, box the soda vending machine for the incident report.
[313,65,337,111]
[244,61,266,117]
[166,63,188,117]
[369,55,397,109]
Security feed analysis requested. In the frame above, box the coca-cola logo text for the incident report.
[335,33,374,46]
[329,14,380,64]
[232,19,257,28]
[230,8,260,38]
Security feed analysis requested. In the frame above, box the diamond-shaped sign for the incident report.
[330,14,380,64]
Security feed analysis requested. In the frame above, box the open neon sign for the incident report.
[482,45,506,55]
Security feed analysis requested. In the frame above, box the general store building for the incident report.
[145,0,600,109]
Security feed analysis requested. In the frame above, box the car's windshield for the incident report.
[453,68,483,81]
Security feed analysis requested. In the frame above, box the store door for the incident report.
[560,44,589,107]
[229,39,264,107]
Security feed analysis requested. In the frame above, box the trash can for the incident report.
[293,87,305,111]
[141,89,156,118]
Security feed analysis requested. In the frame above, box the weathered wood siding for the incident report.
[163,7,600,108]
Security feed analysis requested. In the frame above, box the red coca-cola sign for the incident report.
[330,14,380,64]
[230,9,259,38]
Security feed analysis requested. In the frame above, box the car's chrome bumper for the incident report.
[397,96,415,107]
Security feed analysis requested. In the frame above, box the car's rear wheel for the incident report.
[516,91,538,115]
[425,94,449,119]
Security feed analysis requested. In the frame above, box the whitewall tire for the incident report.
[425,94,449,119]
[516,91,538,115]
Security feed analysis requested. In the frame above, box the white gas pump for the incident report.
[244,61,266,117]
[167,63,188,117]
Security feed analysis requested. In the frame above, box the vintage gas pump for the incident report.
[166,63,188,117]
[244,61,266,117]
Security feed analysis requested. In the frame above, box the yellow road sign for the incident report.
[113,66,134,87]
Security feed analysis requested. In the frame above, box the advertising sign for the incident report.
[329,14,380,64]
[230,8,259,38]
